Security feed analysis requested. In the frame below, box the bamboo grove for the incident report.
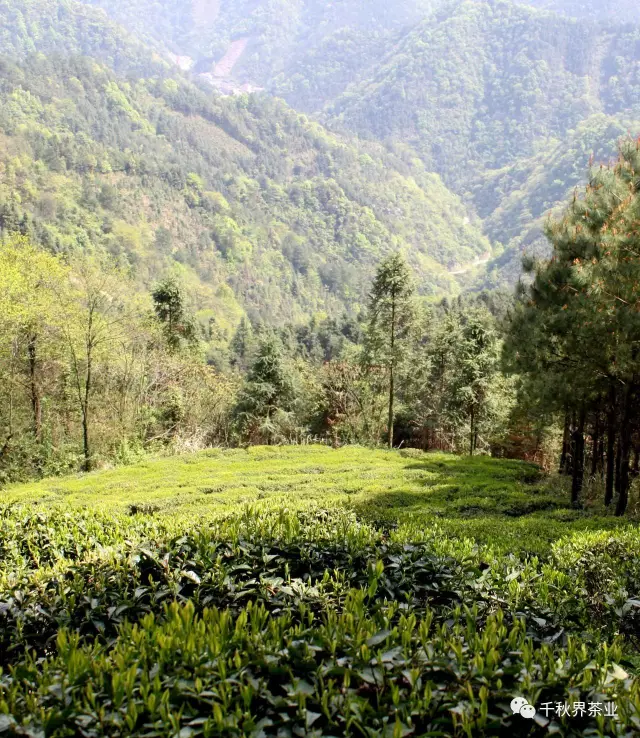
[505,140,640,516]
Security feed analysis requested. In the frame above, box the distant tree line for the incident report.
[0,233,515,484]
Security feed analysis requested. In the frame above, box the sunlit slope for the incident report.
[0,0,490,327]
[5,445,629,556]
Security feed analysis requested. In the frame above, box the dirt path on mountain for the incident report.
[213,38,249,77]
[450,252,491,275]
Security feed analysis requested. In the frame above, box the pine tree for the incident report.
[451,309,499,455]
[230,317,255,370]
[233,334,296,443]
[364,253,415,448]
[152,277,196,351]
[505,139,640,513]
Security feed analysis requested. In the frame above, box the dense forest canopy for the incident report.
[332,1,640,181]
[519,0,640,22]
[68,0,640,284]
[0,0,494,335]
[80,0,441,106]
[330,0,640,279]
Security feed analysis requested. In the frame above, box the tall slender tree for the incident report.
[451,309,500,455]
[59,255,143,471]
[364,253,415,448]
[0,237,69,451]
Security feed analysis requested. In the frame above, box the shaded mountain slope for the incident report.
[331,0,640,190]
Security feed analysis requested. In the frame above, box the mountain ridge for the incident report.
[2,0,640,306]
[0,0,492,343]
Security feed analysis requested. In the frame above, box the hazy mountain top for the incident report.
[2,0,640,302]
[75,0,640,112]
[518,0,640,23]
[77,0,443,106]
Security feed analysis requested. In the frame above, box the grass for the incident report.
[4,445,632,557]
[2,446,640,737]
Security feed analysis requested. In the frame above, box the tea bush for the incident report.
[1,446,639,736]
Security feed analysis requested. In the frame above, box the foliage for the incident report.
[152,276,197,351]
[505,139,640,514]
[232,334,303,445]
[519,0,640,23]
[364,253,416,447]
[0,0,489,329]
[332,1,640,188]
[26,0,640,298]
[1,446,640,735]
[82,0,441,109]
[328,0,640,288]
[0,238,237,482]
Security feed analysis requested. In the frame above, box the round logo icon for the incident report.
[511,697,536,719]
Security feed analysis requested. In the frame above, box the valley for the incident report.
[1,3,640,735]
[60,0,640,292]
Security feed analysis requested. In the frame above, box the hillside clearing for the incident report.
[4,446,630,557]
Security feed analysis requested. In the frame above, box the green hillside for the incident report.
[478,113,640,285]
[81,0,439,110]
[68,0,640,286]
[331,0,640,189]
[0,0,491,332]
[330,0,640,280]
[0,0,165,73]
[3,2,640,731]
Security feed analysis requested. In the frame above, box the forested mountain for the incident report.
[330,0,640,282]
[78,0,640,285]
[331,0,640,188]
[479,112,639,284]
[81,0,438,108]
[3,0,640,303]
[0,0,165,74]
[519,0,640,23]
[0,0,490,335]
[79,0,640,112]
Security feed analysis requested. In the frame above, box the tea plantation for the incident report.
[1,446,640,737]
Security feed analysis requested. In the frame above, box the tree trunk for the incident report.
[566,410,577,477]
[559,409,570,474]
[387,294,396,450]
[616,436,631,516]
[27,333,42,442]
[616,381,634,517]
[82,344,93,472]
[590,411,600,477]
[0,434,12,462]
[597,425,605,476]
[571,405,586,507]
[605,385,616,506]
[469,405,475,456]
[387,364,394,449]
